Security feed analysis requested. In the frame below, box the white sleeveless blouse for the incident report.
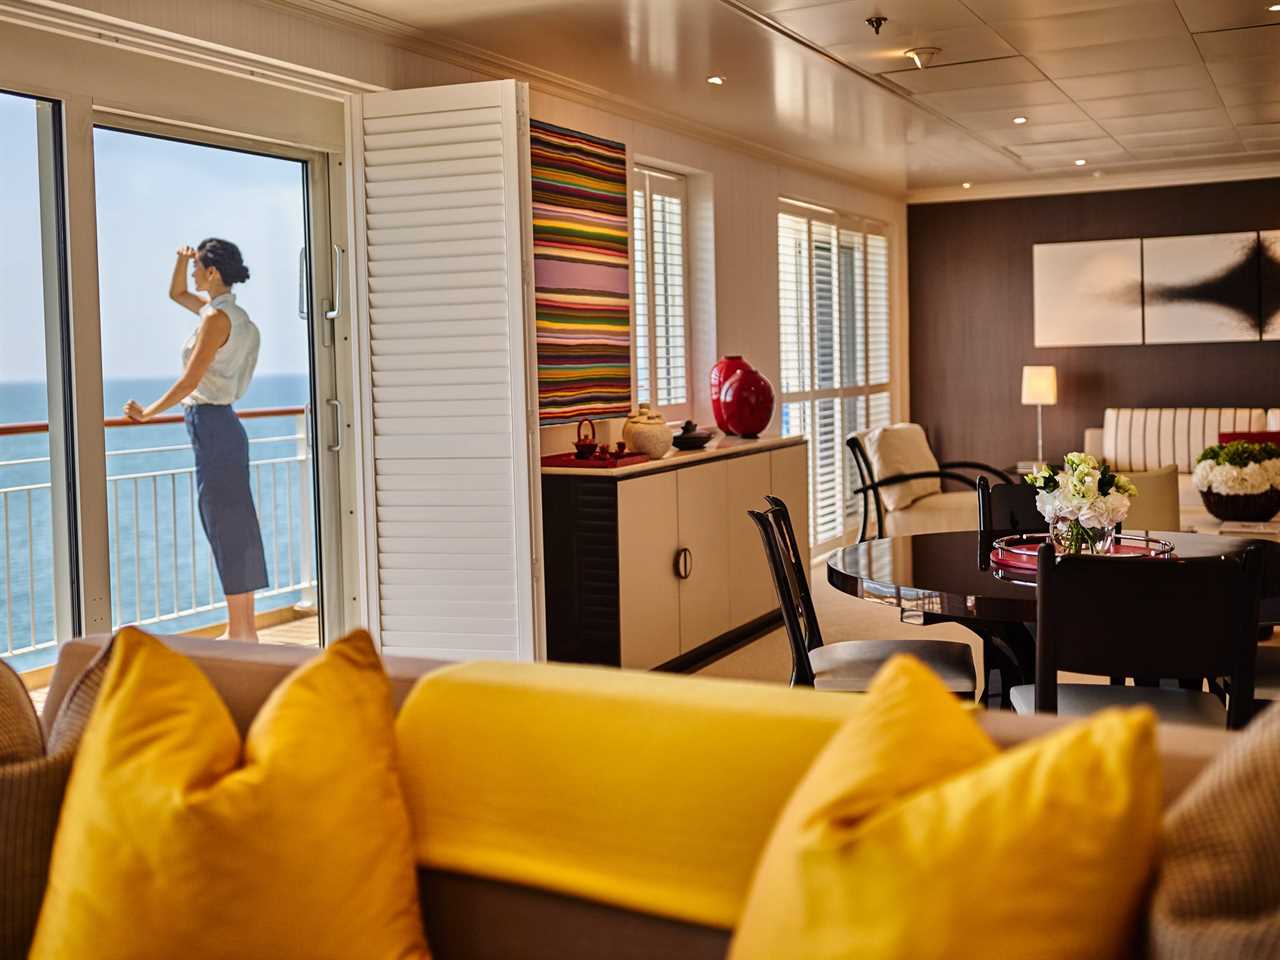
[182,292,261,406]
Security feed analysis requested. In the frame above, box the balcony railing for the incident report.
[0,406,317,667]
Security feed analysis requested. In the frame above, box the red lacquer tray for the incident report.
[541,452,652,470]
[990,533,1175,573]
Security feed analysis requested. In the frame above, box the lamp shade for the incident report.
[1021,365,1058,406]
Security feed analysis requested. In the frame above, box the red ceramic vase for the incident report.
[720,367,775,439]
[709,355,752,434]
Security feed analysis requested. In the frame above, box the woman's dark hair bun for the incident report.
[196,238,250,286]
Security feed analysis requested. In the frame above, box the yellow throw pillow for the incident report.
[30,628,429,960]
[731,656,1161,960]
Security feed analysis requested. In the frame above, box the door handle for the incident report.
[326,244,343,321]
[326,398,343,453]
[674,547,693,580]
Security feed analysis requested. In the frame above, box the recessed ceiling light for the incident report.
[962,182,972,189]
[706,75,725,85]
[1074,159,1087,166]
[1013,115,1028,124]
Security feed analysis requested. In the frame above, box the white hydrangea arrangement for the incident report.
[1024,452,1138,554]
[1192,441,1280,496]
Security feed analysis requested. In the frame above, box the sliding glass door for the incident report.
[91,124,339,647]
[0,90,76,675]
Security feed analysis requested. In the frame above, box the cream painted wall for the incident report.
[16,0,911,450]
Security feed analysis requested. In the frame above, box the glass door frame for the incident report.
[0,88,80,678]
[81,114,349,643]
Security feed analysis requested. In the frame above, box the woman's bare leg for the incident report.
[223,592,259,642]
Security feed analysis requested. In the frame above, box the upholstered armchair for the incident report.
[847,424,1013,542]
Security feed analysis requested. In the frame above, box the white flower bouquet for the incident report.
[1193,441,1280,522]
[1024,453,1138,554]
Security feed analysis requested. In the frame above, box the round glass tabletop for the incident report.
[826,530,1280,627]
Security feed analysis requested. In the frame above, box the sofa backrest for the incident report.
[1102,408,1269,473]
[41,633,1234,959]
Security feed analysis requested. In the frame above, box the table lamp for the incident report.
[1021,365,1057,464]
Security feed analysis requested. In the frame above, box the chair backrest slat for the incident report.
[748,496,823,687]
[1035,543,1263,729]
[977,475,1046,535]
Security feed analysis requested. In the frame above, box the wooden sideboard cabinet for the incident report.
[541,436,808,669]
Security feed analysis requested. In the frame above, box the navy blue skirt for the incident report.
[185,404,269,596]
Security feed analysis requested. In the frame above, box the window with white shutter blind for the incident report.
[632,166,690,420]
[349,80,544,661]
[777,201,893,551]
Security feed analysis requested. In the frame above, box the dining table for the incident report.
[826,530,1280,704]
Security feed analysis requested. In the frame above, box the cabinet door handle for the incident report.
[674,547,693,580]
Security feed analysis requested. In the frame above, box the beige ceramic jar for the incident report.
[622,403,673,460]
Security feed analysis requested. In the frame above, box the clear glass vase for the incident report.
[1049,516,1116,555]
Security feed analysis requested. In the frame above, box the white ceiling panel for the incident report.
[1029,34,1202,79]
[1126,141,1246,160]
[335,0,1280,193]
[990,2,1187,53]
[827,24,1016,73]
[1228,102,1280,125]
[1113,126,1241,148]
[1194,24,1280,62]
[913,79,1069,115]
[1079,86,1222,120]
[956,101,1093,130]
[1218,81,1280,106]
[1009,136,1124,159]
[1100,107,1233,135]
[1019,154,1126,170]
[771,0,976,48]
[882,56,1043,93]
[1205,57,1280,88]
[964,0,1153,19]
[984,118,1108,144]
[1237,122,1280,140]
[1175,0,1280,32]
[1055,63,1214,100]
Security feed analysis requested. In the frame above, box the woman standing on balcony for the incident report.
[123,239,267,642]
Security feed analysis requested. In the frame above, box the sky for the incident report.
[1,90,311,387]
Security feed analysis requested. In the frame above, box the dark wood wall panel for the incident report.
[908,178,1280,469]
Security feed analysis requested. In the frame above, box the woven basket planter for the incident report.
[1199,488,1280,523]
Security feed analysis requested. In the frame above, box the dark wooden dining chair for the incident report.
[748,496,977,695]
[976,475,1047,534]
[847,432,1012,543]
[1013,542,1265,729]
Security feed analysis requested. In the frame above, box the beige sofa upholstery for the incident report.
[40,632,1233,959]
[1084,408,1280,530]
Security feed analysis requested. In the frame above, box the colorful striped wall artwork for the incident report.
[530,119,631,425]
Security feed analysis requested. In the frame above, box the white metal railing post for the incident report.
[294,410,316,611]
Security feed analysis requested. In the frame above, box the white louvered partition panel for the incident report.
[778,203,894,550]
[350,80,543,661]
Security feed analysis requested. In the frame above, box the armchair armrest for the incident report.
[849,470,981,497]
[937,461,1015,485]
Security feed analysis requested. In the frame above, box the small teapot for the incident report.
[573,419,598,460]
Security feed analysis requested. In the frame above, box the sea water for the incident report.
[0,372,314,671]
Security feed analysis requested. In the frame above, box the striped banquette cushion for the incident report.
[1102,408,1267,473]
